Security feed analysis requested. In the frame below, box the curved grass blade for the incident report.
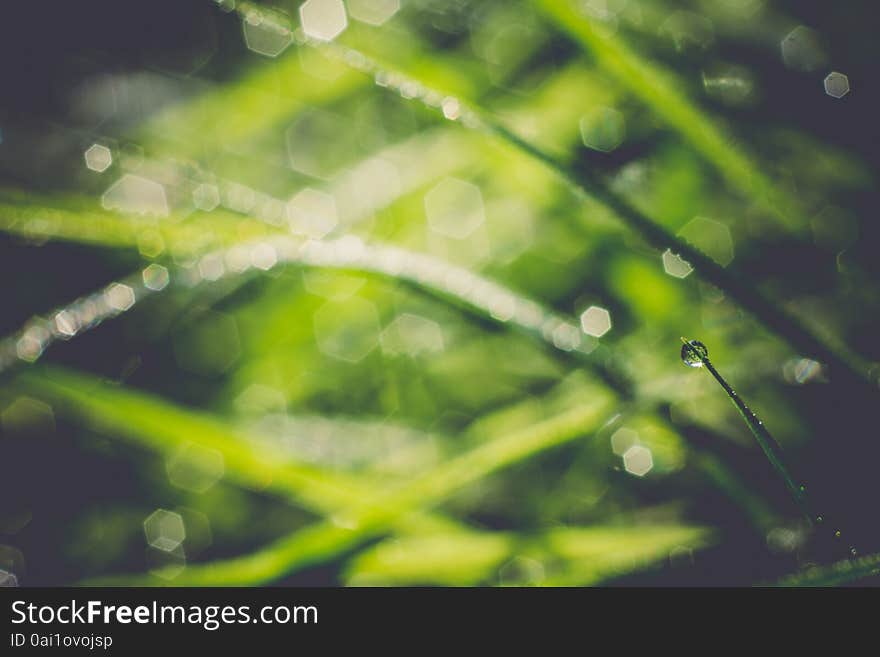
[0,234,598,378]
[532,0,800,229]
[345,524,712,586]
[10,365,475,545]
[295,31,873,394]
[85,387,616,585]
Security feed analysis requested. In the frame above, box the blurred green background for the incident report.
[0,0,878,586]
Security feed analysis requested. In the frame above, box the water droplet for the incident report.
[834,530,841,538]
[681,339,709,368]
[850,548,858,557]
[815,516,823,524]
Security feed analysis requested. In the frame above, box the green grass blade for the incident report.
[532,0,800,228]
[86,384,616,584]
[344,524,713,586]
[299,35,874,393]
[774,552,880,587]
[13,366,358,512]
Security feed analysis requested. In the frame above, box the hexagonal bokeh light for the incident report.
[313,297,381,363]
[623,445,654,477]
[84,144,112,173]
[380,313,445,357]
[193,183,220,211]
[242,8,292,58]
[166,443,225,493]
[579,305,612,338]
[780,25,826,72]
[424,177,485,240]
[610,427,639,457]
[300,0,348,42]
[678,217,734,267]
[143,509,186,552]
[580,107,625,152]
[104,283,135,312]
[288,187,338,238]
[823,71,850,99]
[662,249,694,279]
[101,174,169,217]
[142,264,170,291]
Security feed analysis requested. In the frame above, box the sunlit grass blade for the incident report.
[345,530,514,586]
[85,384,616,585]
[0,222,604,381]
[532,0,801,229]
[17,365,721,588]
[10,364,475,540]
[345,524,713,586]
[12,366,360,511]
[541,525,713,585]
[297,32,874,394]
[139,41,362,160]
[0,195,278,253]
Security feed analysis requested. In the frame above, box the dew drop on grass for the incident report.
[681,339,709,368]
[676,338,858,555]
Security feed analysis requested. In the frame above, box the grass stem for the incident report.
[681,338,857,557]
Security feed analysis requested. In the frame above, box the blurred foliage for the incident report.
[0,0,878,586]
